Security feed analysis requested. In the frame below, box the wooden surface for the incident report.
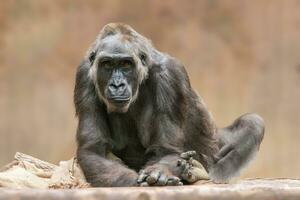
[0,179,299,200]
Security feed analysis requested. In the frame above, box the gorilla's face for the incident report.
[91,35,145,113]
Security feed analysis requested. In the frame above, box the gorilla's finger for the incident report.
[137,170,148,184]
[155,173,168,186]
[178,159,191,173]
[166,176,182,186]
[146,170,161,185]
[216,144,234,159]
[177,159,186,167]
[140,182,149,187]
[180,151,196,160]
[178,181,184,186]
[181,165,192,180]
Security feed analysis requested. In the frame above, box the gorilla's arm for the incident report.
[136,58,190,186]
[76,112,138,187]
[75,62,138,187]
[138,116,184,186]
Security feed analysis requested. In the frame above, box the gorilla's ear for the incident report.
[89,51,96,65]
[139,52,147,66]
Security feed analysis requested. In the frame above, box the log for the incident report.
[0,179,299,200]
[14,152,57,178]
[1,153,300,199]
[0,152,88,189]
[14,152,57,172]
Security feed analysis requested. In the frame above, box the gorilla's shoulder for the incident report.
[147,53,190,116]
[151,53,190,89]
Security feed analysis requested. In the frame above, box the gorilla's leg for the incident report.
[209,113,265,183]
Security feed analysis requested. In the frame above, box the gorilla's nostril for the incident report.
[109,84,117,91]
[119,83,125,89]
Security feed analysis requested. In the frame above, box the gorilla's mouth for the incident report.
[108,96,131,106]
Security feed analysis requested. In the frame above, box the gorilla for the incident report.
[74,23,264,187]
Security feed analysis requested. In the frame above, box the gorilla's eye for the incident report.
[122,60,133,72]
[100,60,112,70]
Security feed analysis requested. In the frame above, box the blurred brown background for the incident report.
[0,0,299,179]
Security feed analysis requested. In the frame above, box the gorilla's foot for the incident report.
[177,151,209,183]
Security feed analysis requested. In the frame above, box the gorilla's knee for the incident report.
[235,113,265,144]
[210,113,265,183]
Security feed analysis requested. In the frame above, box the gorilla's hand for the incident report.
[177,151,209,183]
[137,165,183,186]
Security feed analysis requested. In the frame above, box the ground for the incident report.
[0,179,300,200]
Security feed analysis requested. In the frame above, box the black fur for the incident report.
[74,23,265,187]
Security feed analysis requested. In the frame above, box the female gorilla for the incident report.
[74,23,265,187]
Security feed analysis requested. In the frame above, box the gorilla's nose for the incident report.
[108,82,126,95]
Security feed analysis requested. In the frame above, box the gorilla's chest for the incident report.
[108,115,147,171]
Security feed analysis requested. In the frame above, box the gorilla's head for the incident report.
[88,23,153,113]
